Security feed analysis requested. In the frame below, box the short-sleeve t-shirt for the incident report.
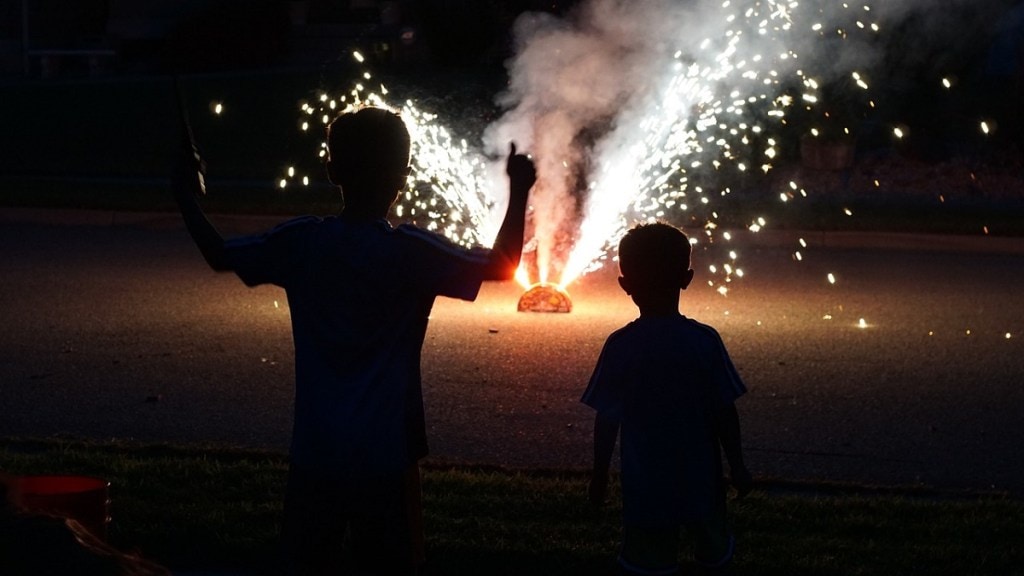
[581,315,746,526]
[224,215,489,475]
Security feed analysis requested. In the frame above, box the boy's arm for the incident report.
[589,412,619,506]
[171,115,231,272]
[715,402,753,497]
[480,143,535,281]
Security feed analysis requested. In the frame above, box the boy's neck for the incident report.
[631,288,682,318]
[636,300,681,318]
[339,206,389,222]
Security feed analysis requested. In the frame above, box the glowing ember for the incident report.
[517,283,573,313]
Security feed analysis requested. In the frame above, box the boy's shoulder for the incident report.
[225,215,322,250]
[680,315,725,340]
[392,222,451,244]
[267,214,324,235]
[392,223,490,260]
[614,314,723,335]
[604,315,725,350]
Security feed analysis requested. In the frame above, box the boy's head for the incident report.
[617,222,694,303]
[326,107,411,215]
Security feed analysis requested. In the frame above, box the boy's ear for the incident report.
[392,164,412,190]
[617,275,632,295]
[681,268,695,290]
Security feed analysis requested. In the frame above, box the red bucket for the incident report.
[13,475,111,541]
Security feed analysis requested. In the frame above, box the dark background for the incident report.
[1,0,1023,223]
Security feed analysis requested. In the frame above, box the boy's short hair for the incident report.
[618,222,692,286]
[327,107,411,187]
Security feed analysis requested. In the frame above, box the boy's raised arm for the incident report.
[480,143,535,281]
[171,110,231,272]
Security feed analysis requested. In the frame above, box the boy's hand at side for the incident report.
[588,469,609,507]
[729,465,753,499]
[589,413,619,507]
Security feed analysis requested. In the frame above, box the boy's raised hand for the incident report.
[170,88,229,271]
[481,142,534,281]
[173,85,208,199]
[175,126,207,194]
[506,142,536,199]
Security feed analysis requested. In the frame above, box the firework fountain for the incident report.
[277,0,993,312]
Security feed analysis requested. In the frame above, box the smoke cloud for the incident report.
[484,0,1007,285]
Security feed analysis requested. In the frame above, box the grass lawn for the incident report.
[2,437,1022,576]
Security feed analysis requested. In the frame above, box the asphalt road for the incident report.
[2,209,1023,494]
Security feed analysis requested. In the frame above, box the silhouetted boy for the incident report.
[583,222,752,576]
[173,106,535,575]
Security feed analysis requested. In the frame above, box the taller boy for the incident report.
[173,106,536,575]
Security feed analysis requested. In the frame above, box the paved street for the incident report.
[2,209,1023,493]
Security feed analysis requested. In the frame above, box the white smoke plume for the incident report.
[484,0,704,282]
[484,0,1005,286]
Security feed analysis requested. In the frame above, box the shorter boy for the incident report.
[583,222,752,576]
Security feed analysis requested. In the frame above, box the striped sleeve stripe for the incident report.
[395,224,490,264]
[223,215,320,249]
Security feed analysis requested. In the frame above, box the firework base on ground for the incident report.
[517,283,574,313]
